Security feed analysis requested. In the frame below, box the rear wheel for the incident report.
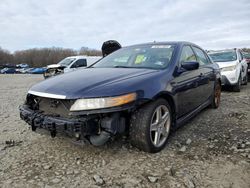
[232,74,241,92]
[211,81,221,109]
[130,99,172,153]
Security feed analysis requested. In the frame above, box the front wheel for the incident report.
[43,72,48,79]
[242,73,248,85]
[232,74,241,92]
[130,99,172,153]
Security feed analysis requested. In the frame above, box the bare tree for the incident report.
[0,46,102,68]
[79,46,102,56]
[242,48,250,53]
[0,47,13,66]
[13,47,77,67]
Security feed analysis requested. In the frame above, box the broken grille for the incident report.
[27,95,74,118]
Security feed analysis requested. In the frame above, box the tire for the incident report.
[242,73,248,85]
[130,98,172,153]
[232,74,241,92]
[211,80,221,109]
[43,71,49,79]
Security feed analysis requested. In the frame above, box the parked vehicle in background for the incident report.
[15,68,28,74]
[0,64,16,69]
[208,49,248,91]
[28,68,47,74]
[15,64,30,74]
[243,52,250,81]
[43,56,101,78]
[20,41,221,153]
[0,67,16,74]
[16,64,29,69]
[20,68,34,74]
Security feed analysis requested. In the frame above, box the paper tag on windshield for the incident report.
[151,45,172,48]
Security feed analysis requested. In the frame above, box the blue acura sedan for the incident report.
[20,41,221,153]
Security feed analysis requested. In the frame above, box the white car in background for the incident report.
[44,56,101,78]
[209,48,248,92]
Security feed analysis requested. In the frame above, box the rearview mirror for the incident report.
[181,61,199,71]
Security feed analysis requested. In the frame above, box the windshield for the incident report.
[209,51,237,62]
[243,53,250,59]
[58,58,76,66]
[92,44,176,69]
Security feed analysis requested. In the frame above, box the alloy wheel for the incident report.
[150,105,171,147]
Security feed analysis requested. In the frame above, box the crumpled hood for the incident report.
[216,60,238,68]
[29,68,158,99]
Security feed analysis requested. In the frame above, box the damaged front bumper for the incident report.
[19,105,126,144]
[19,105,97,138]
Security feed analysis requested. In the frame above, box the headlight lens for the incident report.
[70,93,137,111]
[221,65,236,72]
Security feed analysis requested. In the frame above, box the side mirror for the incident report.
[181,61,199,71]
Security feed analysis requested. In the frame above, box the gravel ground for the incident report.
[0,74,249,188]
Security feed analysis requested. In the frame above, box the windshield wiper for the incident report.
[113,65,158,70]
[113,65,133,68]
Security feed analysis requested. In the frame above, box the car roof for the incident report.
[66,56,102,59]
[126,41,199,48]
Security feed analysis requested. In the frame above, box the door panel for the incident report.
[192,46,215,104]
[172,69,201,117]
[173,45,200,117]
[197,66,214,102]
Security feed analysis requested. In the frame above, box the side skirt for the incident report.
[175,99,211,129]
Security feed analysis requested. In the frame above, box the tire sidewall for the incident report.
[243,72,248,85]
[238,73,241,89]
[233,73,241,92]
[211,80,221,108]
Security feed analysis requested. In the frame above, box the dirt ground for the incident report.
[0,74,249,188]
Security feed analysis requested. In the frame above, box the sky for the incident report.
[0,0,250,52]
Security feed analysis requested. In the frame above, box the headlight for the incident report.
[221,65,236,72]
[70,93,137,111]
